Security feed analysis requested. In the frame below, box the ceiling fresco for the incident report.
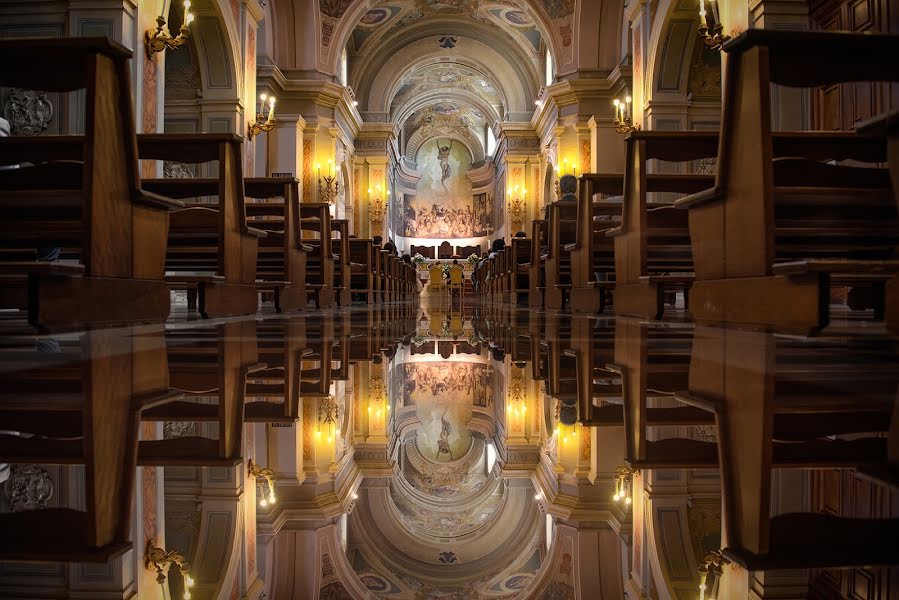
[348,0,544,56]
[392,66,500,121]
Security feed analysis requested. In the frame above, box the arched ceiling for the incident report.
[346,0,546,145]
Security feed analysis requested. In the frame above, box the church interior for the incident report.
[0,0,898,598]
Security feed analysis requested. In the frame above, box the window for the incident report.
[339,48,348,86]
[545,48,554,87]
[486,125,497,157]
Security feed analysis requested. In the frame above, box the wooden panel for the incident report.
[811,0,899,131]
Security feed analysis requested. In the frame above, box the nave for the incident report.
[0,304,897,599]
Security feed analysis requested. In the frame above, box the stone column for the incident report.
[265,114,306,179]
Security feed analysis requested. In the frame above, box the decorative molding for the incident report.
[3,88,53,136]
[4,465,53,512]
[164,161,195,179]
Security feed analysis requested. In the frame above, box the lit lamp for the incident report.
[697,549,730,600]
[368,378,389,421]
[507,185,526,230]
[145,542,195,599]
[316,395,339,444]
[613,95,639,134]
[248,459,277,508]
[369,184,388,224]
[248,93,276,139]
[317,159,339,205]
[146,0,194,59]
[698,0,730,51]
[612,465,637,504]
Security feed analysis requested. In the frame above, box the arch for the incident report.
[324,0,564,81]
[406,128,484,165]
[359,34,534,117]
[645,0,703,101]
[163,0,243,135]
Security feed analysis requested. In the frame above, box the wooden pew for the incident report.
[139,134,264,319]
[605,132,718,320]
[247,319,309,422]
[331,219,352,306]
[544,177,579,309]
[298,203,336,308]
[677,30,899,334]
[525,219,548,308]
[687,325,899,569]
[568,174,623,313]
[0,328,170,562]
[615,319,896,471]
[0,37,181,330]
[243,178,308,312]
[348,238,374,303]
[139,321,264,466]
[508,237,532,305]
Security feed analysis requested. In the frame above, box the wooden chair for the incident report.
[428,265,444,291]
[298,203,336,308]
[604,132,717,320]
[0,38,181,330]
[447,265,465,306]
[244,178,308,312]
[677,30,899,334]
[139,134,264,319]
[0,328,171,562]
[686,325,899,569]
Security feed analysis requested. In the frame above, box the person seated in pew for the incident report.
[384,239,397,254]
[372,235,383,248]
[514,231,526,239]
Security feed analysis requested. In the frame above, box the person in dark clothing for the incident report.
[491,238,505,253]
[373,235,383,247]
[514,231,526,238]
[384,240,397,254]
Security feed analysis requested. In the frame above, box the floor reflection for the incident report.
[0,304,897,599]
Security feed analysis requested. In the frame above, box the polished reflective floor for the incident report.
[0,301,898,599]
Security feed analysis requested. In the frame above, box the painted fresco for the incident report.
[399,139,483,239]
[397,361,492,460]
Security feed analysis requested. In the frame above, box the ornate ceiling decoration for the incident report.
[348,0,544,57]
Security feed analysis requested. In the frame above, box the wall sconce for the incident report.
[248,459,277,508]
[698,549,730,600]
[613,95,639,134]
[507,185,526,230]
[145,542,195,599]
[506,372,527,420]
[248,93,276,139]
[612,465,637,504]
[367,378,389,420]
[698,0,730,51]
[145,0,194,59]
[316,395,339,443]
[316,159,339,205]
[369,185,388,224]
